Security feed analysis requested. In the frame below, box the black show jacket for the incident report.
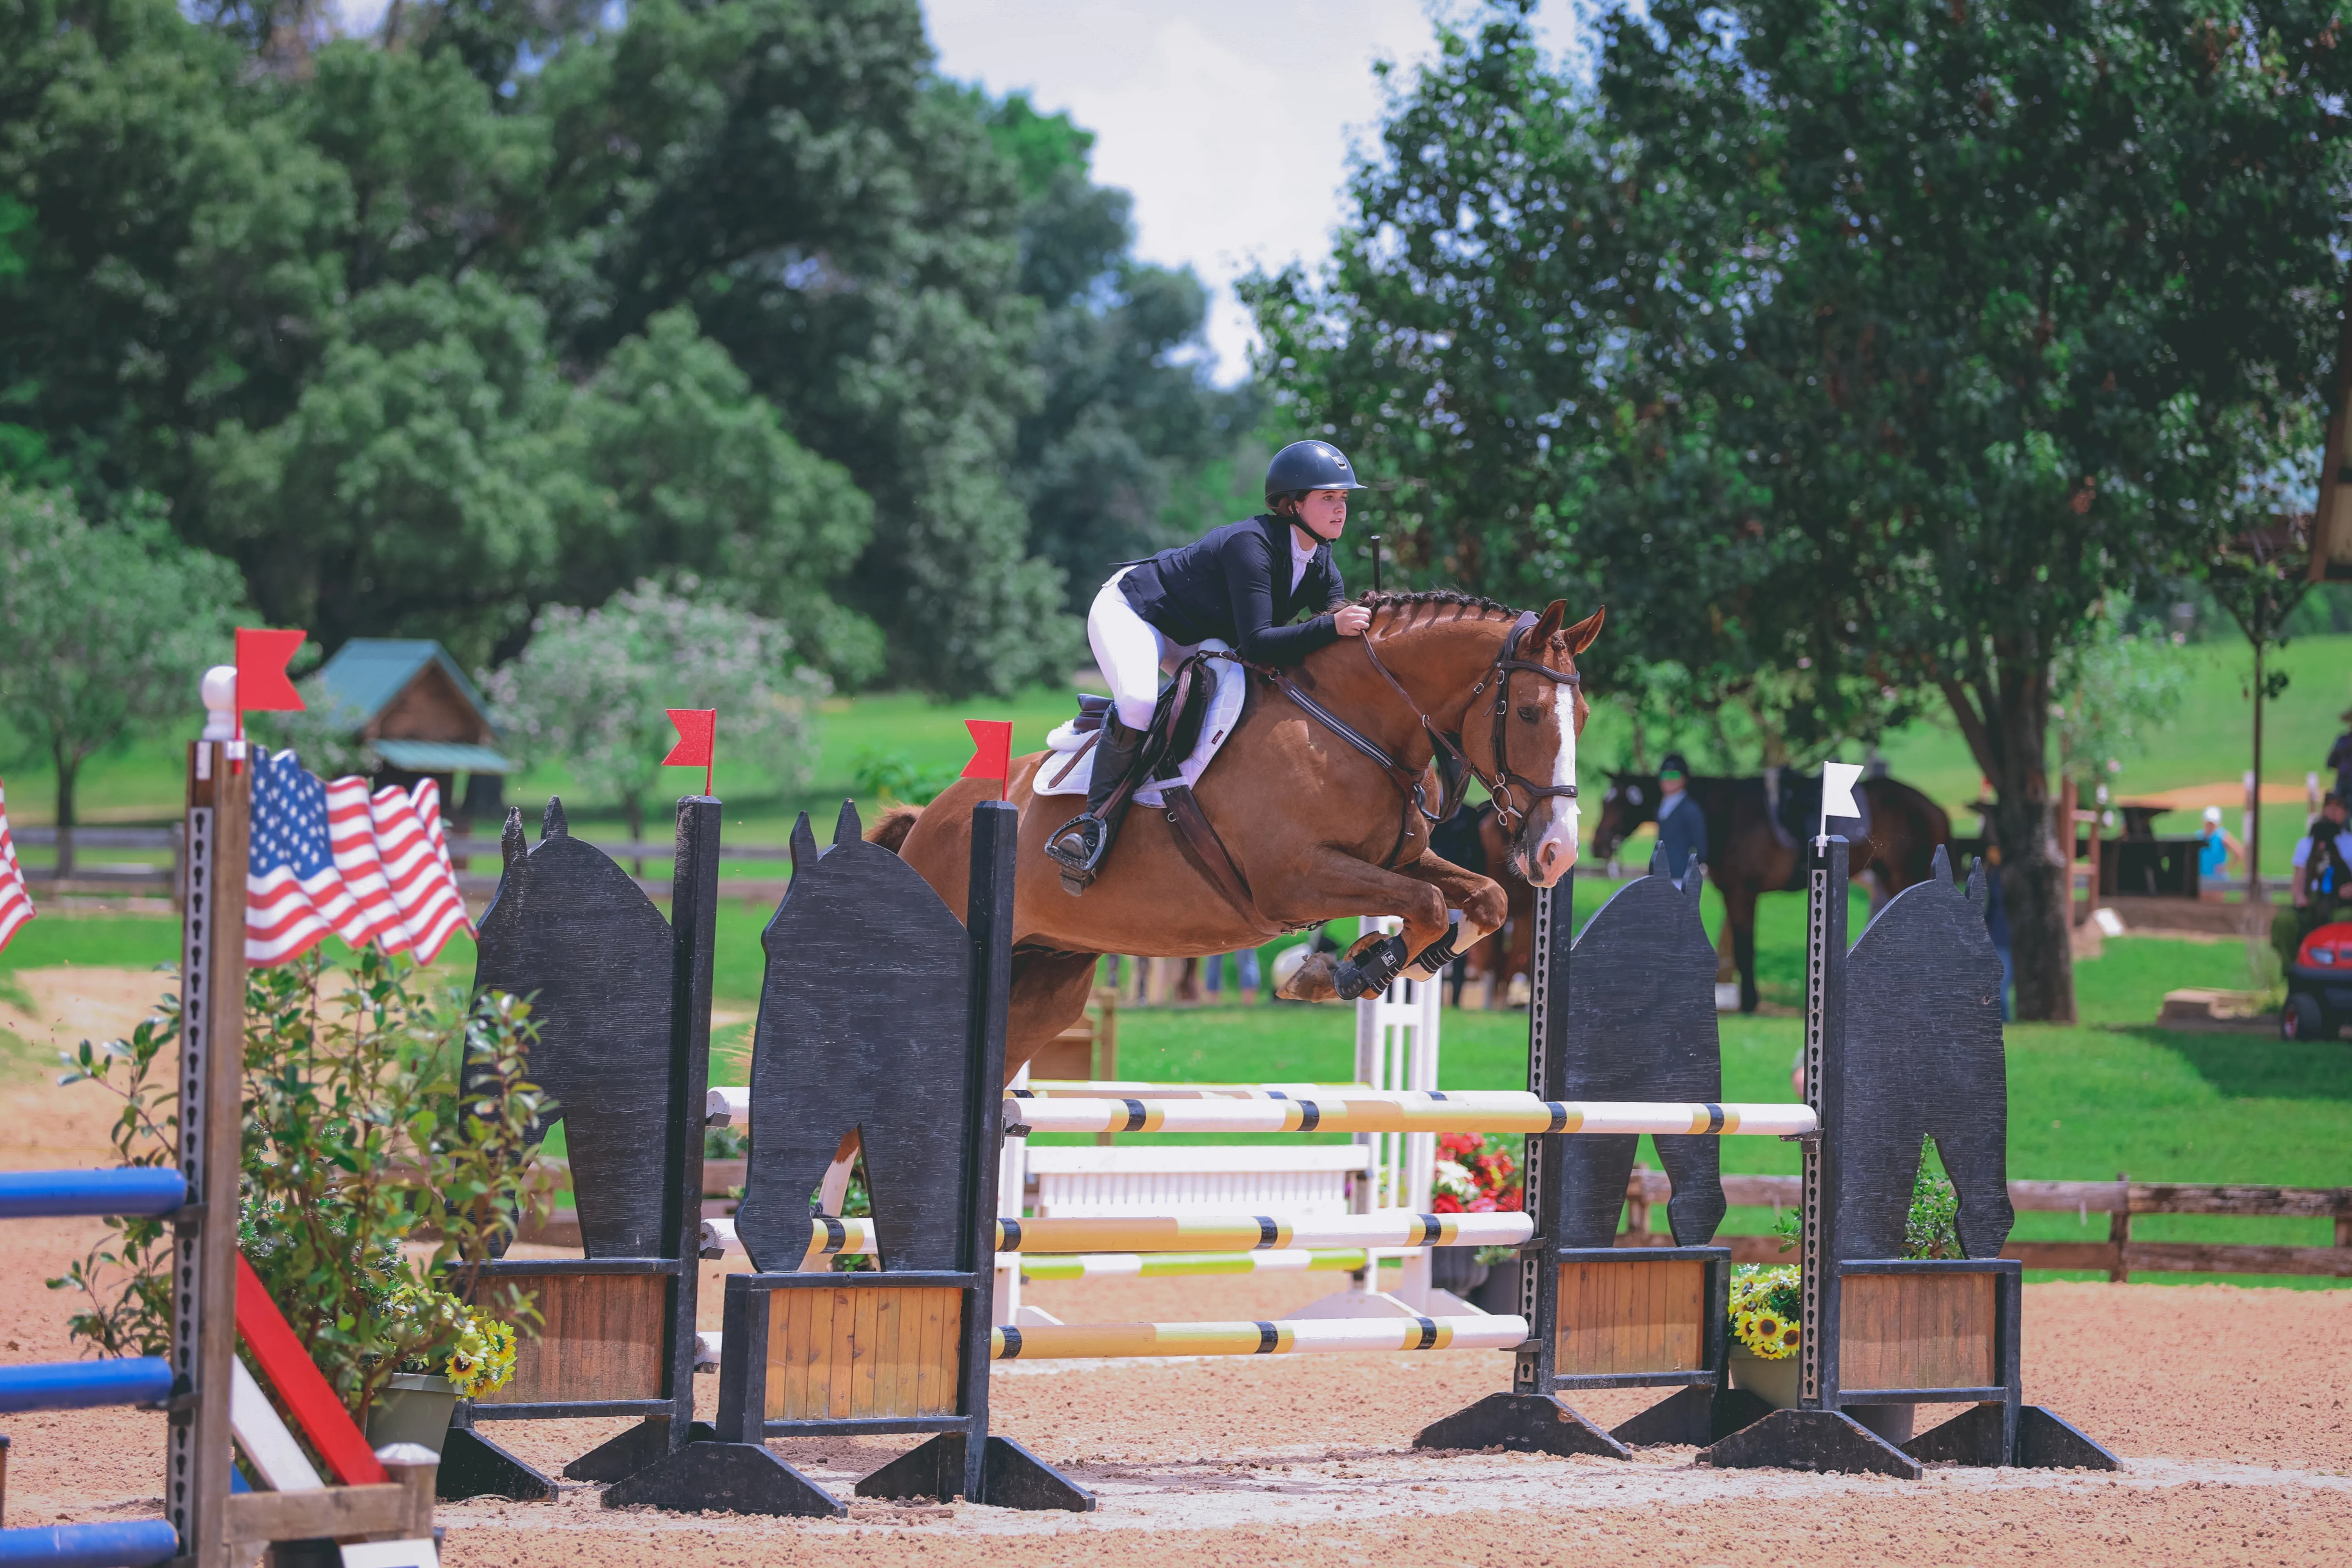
[1117,514,1348,666]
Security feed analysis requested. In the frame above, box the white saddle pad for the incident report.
[1034,640,1246,806]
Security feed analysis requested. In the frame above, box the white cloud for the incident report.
[927,0,1580,383]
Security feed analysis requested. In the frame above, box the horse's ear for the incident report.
[1559,604,1604,656]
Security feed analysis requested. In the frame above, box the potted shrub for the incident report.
[52,947,552,1467]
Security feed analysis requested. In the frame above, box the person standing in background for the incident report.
[2276,793,2352,967]
[1201,948,1262,1005]
[2196,805,2244,890]
[1654,752,1707,888]
[2328,708,2352,804]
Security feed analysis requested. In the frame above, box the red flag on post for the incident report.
[960,720,1015,801]
[663,708,717,797]
[234,628,307,714]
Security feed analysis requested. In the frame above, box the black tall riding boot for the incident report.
[1044,714,1147,894]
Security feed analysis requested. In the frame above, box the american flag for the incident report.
[0,778,33,956]
[247,749,473,966]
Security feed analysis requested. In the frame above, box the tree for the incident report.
[2051,600,2192,801]
[2209,519,2318,898]
[1258,2,2352,1020]
[196,280,874,675]
[984,93,1254,604]
[482,580,826,844]
[0,484,245,870]
[2,0,1248,699]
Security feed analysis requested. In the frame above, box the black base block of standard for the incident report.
[1696,1407,1924,1479]
[854,1432,1096,1512]
[1412,1392,1632,1460]
[2016,1405,2121,1470]
[563,1416,724,1483]
[1902,1402,2118,1470]
[598,1440,845,1518]
[1901,1400,2005,1466]
[1608,1382,1776,1448]
[436,1425,559,1501]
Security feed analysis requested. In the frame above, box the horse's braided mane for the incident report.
[1358,588,1522,622]
[1357,588,1583,653]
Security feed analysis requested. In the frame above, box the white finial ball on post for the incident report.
[201,664,238,741]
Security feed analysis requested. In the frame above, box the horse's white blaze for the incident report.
[1525,683,1580,885]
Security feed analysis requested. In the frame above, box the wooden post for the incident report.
[1798,835,1850,1410]
[657,796,721,1461]
[374,1443,440,1538]
[1093,986,1118,1148]
[2109,1171,2130,1284]
[171,737,247,1568]
[958,800,1018,1505]
[2057,779,2079,925]
[2080,809,2101,924]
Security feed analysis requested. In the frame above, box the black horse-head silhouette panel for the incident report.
[1837,847,2013,1261]
[473,798,676,1259]
[733,801,976,1275]
[1559,849,1726,1248]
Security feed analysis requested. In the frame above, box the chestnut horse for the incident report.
[1591,771,1950,1013]
[880,592,1603,1074]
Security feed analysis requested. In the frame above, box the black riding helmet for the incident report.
[1264,440,1366,505]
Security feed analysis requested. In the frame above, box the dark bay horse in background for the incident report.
[878,593,1604,1073]
[1592,771,1951,1013]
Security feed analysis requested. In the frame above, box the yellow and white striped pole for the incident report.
[1016,1249,1370,1281]
[1020,1080,1373,1100]
[1004,1093,1820,1139]
[991,1314,1530,1360]
[700,1210,1531,1260]
[994,1210,1531,1253]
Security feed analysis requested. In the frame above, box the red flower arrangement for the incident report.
[1429,1132,1524,1213]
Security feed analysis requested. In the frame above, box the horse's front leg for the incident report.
[1261,849,1452,1003]
[1389,851,1510,980]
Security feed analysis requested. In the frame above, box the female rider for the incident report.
[1044,440,1374,890]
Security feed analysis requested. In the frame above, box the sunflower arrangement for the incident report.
[445,1314,519,1399]
[1728,1265,1802,1360]
[379,1281,521,1399]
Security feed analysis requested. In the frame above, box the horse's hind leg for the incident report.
[1726,884,1762,1014]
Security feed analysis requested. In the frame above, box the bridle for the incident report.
[1252,608,1581,859]
[1452,612,1583,831]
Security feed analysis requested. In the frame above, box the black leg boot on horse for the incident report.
[1044,713,1149,895]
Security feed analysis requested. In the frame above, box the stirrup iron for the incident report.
[1045,812,1110,894]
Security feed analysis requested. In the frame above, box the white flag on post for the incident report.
[1818,762,1866,842]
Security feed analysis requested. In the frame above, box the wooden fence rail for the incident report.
[509,1159,2352,1283]
[1623,1169,2352,1281]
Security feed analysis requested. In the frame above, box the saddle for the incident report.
[1062,654,1215,787]
[1059,653,1275,934]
